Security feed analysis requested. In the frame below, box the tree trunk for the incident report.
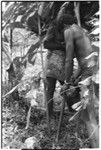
[74,2,81,27]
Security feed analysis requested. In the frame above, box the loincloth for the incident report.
[45,50,65,81]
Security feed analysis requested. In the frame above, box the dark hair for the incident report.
[56,13,77,30]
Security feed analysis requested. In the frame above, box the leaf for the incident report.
[8,22,25,29]
[91,27,99,35]
[92,71,99,84]
[73,58,78,70]
[80,86,89,101]
[72,101,82,111]
[2,42,12,63]
[83,89,89,97]
[69,110,80,122]
[31,100,38,107]
[85,52,98,60]
[25,89,37,99]
[92,45,99,53]
[26,38,45,65]
[2,84,19,98]
[27,40,40,55]
[21,3,37,24]
[79,77,91,86]
[87,61,96,68]
[2,2,16,22]
[82,98,90,109]
[28,49,37,65]
[60,2,69,9]
[95,11,99,16]
[38,2,54,20]
[92,41,99,47]
[2,2,22,30]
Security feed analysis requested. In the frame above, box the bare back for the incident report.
[64,24,95,82]
[71,24,93,68]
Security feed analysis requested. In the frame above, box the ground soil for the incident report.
[2,97,90,149]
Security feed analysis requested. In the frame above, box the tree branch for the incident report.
[74,2,81,27]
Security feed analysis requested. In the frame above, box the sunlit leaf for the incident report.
[91,28,99,35]
[25,137,39,149]
[3,2,16,21]
[31,100,38,107]
[85,52,98,60]
[92,71,99,84]
[8,22,25,29]
[38,2,54,20]
[79,77,91,86]
[72,101,82,111]
[2,84,19,98]
[94,11,99,16]
[69,111,80,122]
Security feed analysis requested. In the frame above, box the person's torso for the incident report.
[71,24,94,68]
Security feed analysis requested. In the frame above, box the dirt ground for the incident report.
[2,96,90,149]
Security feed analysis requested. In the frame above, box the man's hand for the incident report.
[60,81,76,97]
[70,76,75,84]
[60,83,70,96]
[66,85,76,97]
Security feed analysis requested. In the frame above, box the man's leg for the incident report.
[46,77,56,118]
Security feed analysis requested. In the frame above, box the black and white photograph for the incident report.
[1,1,100,149]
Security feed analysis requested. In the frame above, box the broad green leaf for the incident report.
[72,101,82,111]
[38,2,54,20]
[21,3,37,24]
[85,52,98,60]
[8,22,25,29]
[2,2,16,21]
[79,77,91,86]
[2,84,19,98]
[69,111,80,122]
[92,71,99,84]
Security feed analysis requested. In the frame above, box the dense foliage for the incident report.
[2,1,99,149]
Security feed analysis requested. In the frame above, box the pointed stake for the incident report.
[37,4,50,134]
[56,98,65,143]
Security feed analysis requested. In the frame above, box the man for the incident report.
[57,13,99,148]
[43,14,79,118]
[57,13,96,96]
[43,20,65,118]
[39,1,77,118]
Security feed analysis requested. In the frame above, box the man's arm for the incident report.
[64,29,74,82]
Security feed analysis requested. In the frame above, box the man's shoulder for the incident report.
[64,24,76,38]
[64,24,78,33]
[71,24,81,32]
[71,24,86,39]
[64,24,85,39]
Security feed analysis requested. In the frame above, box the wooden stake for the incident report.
[37,5,50,134]
[56,98,65,143]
